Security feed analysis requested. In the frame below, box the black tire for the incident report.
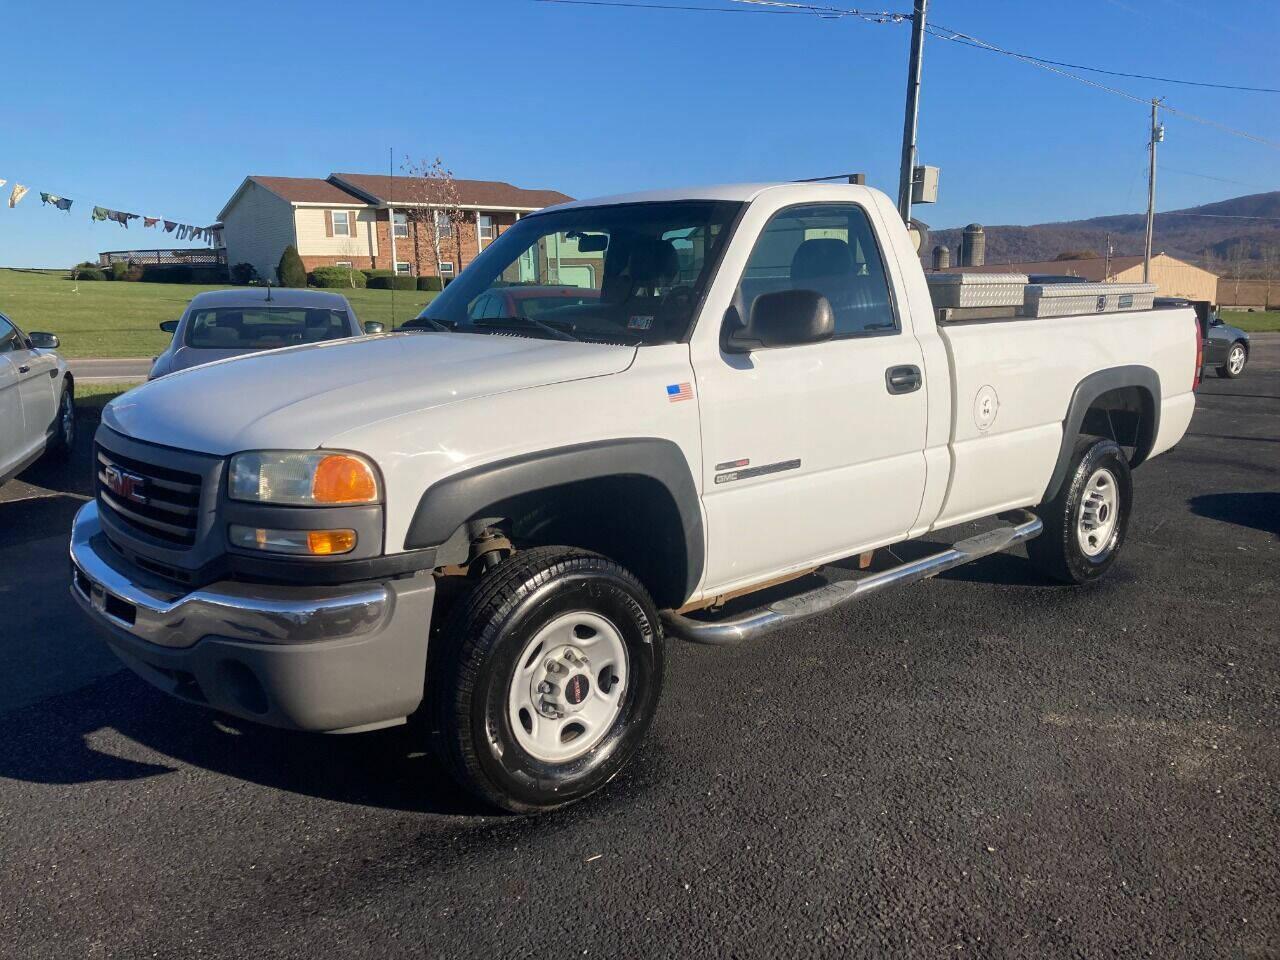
[1217,340,1247,379]
[1028,437,1132,584]
[45,383,76,460]
[430,546,665,813]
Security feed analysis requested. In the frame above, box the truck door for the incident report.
[692,200,928,594]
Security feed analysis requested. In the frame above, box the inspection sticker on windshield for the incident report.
[667,382,693,403]
[628,315,654,330]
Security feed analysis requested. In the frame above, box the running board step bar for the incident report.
[662,510,1043,646]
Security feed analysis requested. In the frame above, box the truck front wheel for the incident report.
[1028,437,1132,584]
[430,546,665,813]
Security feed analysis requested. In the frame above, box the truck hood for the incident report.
[104,332,636,455]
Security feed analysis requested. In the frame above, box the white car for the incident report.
[1,311,74,485]
[149,287,384,379]
[69,182,1199,813]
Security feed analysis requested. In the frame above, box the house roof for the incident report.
[329,173,573,210]
[934,252,1214,280]
[248,176,368,204]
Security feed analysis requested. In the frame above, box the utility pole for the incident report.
[1144,98,1163,283]
[897,0,928,223]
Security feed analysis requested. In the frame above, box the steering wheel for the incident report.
[654,286,696,338]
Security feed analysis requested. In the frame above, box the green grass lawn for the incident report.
[1221,310,1280,333]
[75,381,142,417]
[0,268,436,358]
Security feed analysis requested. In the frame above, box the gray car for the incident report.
[149,288,384,379]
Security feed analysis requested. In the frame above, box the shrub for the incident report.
[362,269,395,281]
[276,245,306,287]
[310,266,367,288]
[231,262,258,285]
[141,265,193,284]
[108,261,129,281]
[417,276,444,292]
[124,264,145,282]
[367,275,418,291]
[73,265,106,281]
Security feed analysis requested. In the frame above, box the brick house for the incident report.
[217,173,573,283]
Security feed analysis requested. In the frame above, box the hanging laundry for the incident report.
[163,220,177,233]
[0,180,7,190]
[91,206,109,222]
[8,184,29,208]
[40,192,74,212]
[107,210,138,228]
[143,216,160,228]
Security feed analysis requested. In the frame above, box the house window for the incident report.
[435,210,453,239]
[332,210,351,237]
[335,261,352,268]
[395,262,412,276]
[478,214,494,242]
[393,211,408,238]
[438,261,455,276]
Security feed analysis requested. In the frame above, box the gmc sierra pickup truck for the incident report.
[71,182,1199,812]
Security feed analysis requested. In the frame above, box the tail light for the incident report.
[1193,318,1203,390]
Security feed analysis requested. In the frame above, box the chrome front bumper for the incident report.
[69,501,435,732]
[70,500,391,649]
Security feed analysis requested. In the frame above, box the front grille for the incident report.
[96,445,203,548]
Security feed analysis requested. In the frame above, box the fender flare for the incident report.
[1042,365,1161,504]
[404,438,704,601]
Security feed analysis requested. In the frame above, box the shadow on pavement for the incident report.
[1188,492,1280,535]
[0,669,491,817]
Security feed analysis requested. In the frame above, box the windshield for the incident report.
[185,306,351,350]
[416,200,742,344]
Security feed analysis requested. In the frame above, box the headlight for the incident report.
[229,451,380,505]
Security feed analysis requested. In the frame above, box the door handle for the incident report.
[885,364,922,395]
[17,364,30,374]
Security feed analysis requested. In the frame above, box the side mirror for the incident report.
[726,289,835,353]
[28,331,60,350]
[159,320,179,333]
[363,320,386,335]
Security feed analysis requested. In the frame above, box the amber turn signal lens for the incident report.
[306,529,357,555]
[311,454,378,504]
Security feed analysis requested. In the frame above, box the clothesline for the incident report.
[0,176,221,245]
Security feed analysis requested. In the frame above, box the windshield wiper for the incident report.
[476,316,579,342]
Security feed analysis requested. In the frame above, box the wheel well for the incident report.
[63,372,74,395]
[461,475,693,610]
[1079,385,1156,468]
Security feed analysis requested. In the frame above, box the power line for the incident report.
[925,22,1280,151]
[922,29,1279,93]
[530,0,861,14]
[1162,167,1273,191]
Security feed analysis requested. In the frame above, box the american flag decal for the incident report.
[666,382,693,403]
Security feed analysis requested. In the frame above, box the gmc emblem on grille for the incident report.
[104,465,148,504]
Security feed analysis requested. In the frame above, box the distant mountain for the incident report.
[929,191,1280,276]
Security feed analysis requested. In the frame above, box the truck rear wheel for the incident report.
[1028,437,1132,584]
[430,546,665,813]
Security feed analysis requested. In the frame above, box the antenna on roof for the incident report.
[795,173,867,184]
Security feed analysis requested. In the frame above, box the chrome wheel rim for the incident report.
[60,392,75,444]
[1229,345,1245,375]
[507,611,628,763]
[1077,467,1119,558]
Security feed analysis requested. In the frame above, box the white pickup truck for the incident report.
[71,182,1199,812]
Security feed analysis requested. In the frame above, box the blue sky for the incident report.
[2,0,1276,267]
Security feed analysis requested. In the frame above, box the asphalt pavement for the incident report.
[67,357,152,382]
[1,337,1277,958]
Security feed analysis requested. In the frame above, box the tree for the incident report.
[400,156,469,279]
[1054,249,1100,261]
[277,245,306,287]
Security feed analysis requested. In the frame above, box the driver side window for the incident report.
[737,203,897,338]
[0,317,20,353]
